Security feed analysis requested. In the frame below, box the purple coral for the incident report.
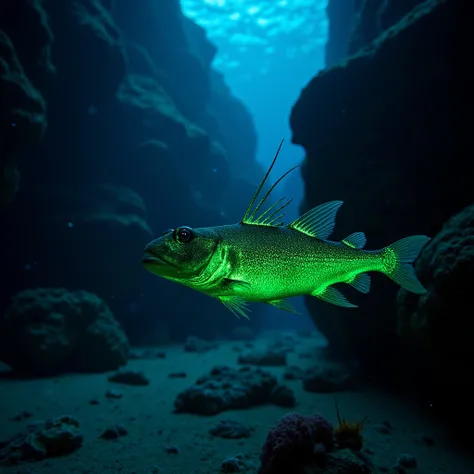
[258,413,334,474]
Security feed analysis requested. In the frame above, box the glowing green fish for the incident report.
[142,140,430,319]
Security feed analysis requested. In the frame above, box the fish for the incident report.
[142,139,430,320]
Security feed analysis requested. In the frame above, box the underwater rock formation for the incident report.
[290,0,474,369]
[349,0,425,54]
[1,184,153,342]
[0,415,82,465]
[397,204,474,420]
[0,288,129,375]
[0,0,262,343]
[302,363,355,393]
[0,0,53,203]
[108,368,150,386]
[301,449,371,474]
[174,365,278,415]
[258,413,334,474]
[259,412,376,473]
[0,51,45,203]
[209,419,254,439]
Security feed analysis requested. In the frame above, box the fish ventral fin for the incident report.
[313,286,358,308]
[287,201,344,239]
[266,299,300,315]
[240,139,299,227]
[220,296,251,320]
[342,232,367,249]
[348,273,371,294]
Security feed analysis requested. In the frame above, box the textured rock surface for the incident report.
[0,34,47,205]
[174,365,278,415]
[349,0,426,54]
[209,419,254,439]
[302,449,370,474]
[0,0,263,343]
[290,0,474,369]
[0,415,82,465]
[258,413,334,474]
[397,204,474,419]
[0,288,129,375]
[0,0,53,205]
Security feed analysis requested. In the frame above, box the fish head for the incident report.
[142,226,220,280]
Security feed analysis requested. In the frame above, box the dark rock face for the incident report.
[0,0,262,343]
[290,0,473,370]
[350,0,426,54]
[0,288,129,375]
[397,204,474,422]
[0,0,52,205]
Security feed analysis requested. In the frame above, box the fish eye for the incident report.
[161,228,174,236]
[175,226,195,243]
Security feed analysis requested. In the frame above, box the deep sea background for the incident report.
[0,0,473,473]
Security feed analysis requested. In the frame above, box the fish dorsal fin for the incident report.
[342,232,367,249]
[287,201,343,239]
[240,139,298,227]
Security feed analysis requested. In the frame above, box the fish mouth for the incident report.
[142,252,175,268]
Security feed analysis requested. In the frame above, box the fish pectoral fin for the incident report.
[222,278,251,292]
[287,201,343,239]
[348,273,371,294]
[313,286,358,308]
[266,299,300,315]
[220,296,251,320]
[342,232,367,249]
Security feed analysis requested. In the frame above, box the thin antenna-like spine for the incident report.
[254,197,287,224]
[247,165,299,223]
[260,199,294,225]
[240,139,284,224]
[256,197,294,224]
[264,213,285,226]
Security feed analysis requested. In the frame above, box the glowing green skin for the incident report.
[142,140,428,315]
[191,224,390,301]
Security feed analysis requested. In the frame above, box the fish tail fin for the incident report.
[381,235,430,294]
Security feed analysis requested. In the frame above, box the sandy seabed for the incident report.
[0,335,472,474]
